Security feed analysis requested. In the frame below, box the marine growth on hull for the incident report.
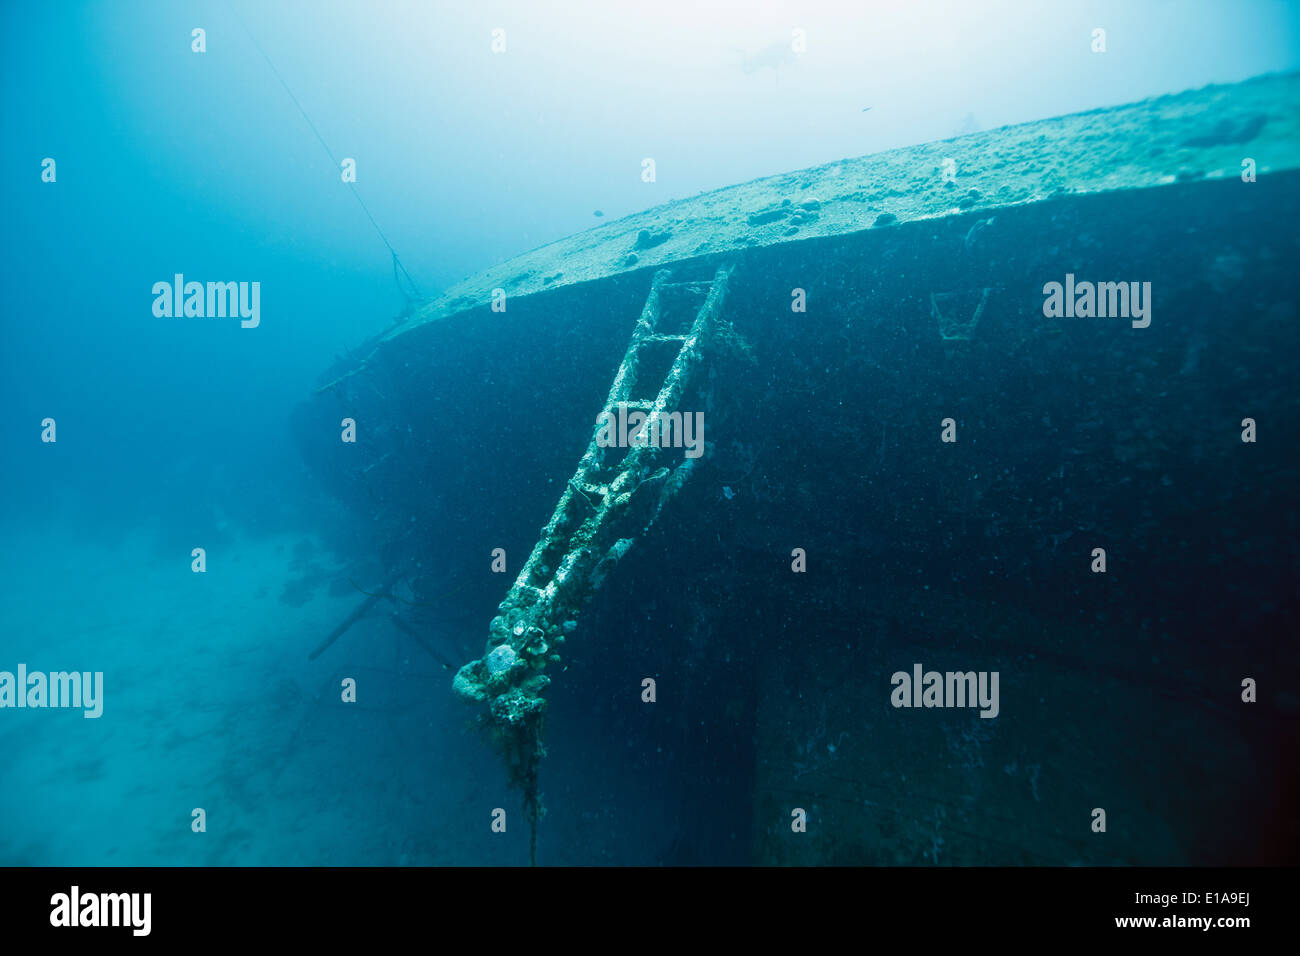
[301,71,1300,866]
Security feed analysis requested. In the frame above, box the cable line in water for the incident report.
[227,2,423,302]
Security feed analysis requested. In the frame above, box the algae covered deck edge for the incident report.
[317,70,1297,391]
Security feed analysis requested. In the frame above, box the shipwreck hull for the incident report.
[300,74,1299,864]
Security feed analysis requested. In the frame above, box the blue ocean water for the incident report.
[2,2,1298,866]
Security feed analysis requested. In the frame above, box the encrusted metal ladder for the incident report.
[453,262,734,860]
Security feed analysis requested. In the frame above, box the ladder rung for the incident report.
[611,400,655,412]
[661,280,711,293]
[641,333,689,344]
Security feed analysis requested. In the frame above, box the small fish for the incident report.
[861,107,872,112]
[593,210,604,217]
